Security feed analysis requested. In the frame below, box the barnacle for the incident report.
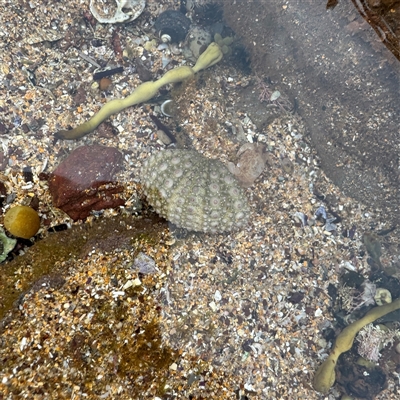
[375,288,392,305]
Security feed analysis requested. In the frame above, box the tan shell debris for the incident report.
[227,143,270,188]
[90,0,145,24]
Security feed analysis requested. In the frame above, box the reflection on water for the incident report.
[351,0,400,61]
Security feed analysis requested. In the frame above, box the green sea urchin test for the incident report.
[141,150,249,233]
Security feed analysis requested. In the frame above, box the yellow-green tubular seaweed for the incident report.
[313,298,400,394]
[56,40,227,140]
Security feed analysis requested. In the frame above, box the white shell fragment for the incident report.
[214,290,222,302]
[183,26,212,62]
[20,337,28,351]
[90,0,146,24]
[374,288,392,306]
[270,90,281,101]
[160,100,175,117]
[161,34,172,43]
[132,252,158,274]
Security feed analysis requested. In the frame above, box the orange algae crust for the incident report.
[3,205,40,239]
[0,210,178,398]
[0,214,167,321]
[60,310,176,398]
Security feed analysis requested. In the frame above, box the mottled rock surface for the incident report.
[223,0,400,224]
[48,145,125,220]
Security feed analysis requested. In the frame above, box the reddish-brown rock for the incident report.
[48,145,125,220]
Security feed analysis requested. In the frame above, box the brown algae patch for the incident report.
[0,213,176,398]
[0,214,167,320]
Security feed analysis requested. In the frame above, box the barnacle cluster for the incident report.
[356,323,398,362]
[141,150,250,233]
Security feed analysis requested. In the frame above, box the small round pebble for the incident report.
[4,205,40,239]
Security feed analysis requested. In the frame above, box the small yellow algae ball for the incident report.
[4,205,40,239]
